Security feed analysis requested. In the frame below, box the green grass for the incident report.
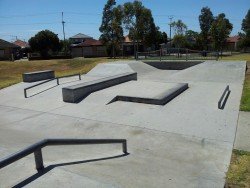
[241,71,250,111]
[226,150,250,188]
[0,57,119,89]
[221,53,250,62]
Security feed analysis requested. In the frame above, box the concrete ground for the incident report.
[234,111,250,152]
[0,60,246,187]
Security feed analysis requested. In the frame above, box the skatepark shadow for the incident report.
[220,90,231,110]
[12,153,129,188]
[27,85,58,98]
[27,80,81,98]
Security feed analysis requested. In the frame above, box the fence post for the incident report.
[160,49,162,61]
[34,149,44,171]
[56,78,59,85]
[186,49,188,61]
[79,74,81,80]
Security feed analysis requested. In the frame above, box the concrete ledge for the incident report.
[62,72,137,103]
[108,83,188,105]
[22,70,55,82]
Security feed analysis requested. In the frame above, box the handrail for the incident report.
[24,73,81,98]
[218,85,230,109]
[0,138,127,172]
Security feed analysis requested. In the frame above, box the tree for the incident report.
[238,9,250,51]
[154,31,168,50]
[185,30,199,49]
[171,20,187,35]
[59,39,71,54]
[242,9,250,37]
[210,13,233,53]
[99,0,124,58]
[173,34,187,48]
[123,1,158,55]
[199,7,214,50]
[28,30,60,57]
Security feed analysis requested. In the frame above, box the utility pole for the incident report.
[62,12,66,42]
[168,16,173,47]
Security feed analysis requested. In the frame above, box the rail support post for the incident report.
[56,78,59,85]
[34,149,44,171]
[122,141,127,154]
[79,74,81,80]
[24,89,27,98]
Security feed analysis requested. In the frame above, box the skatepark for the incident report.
[0,60,247,187]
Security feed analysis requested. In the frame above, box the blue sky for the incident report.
[0,0,249,42]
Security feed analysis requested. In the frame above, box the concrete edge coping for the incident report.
[63,72,137,90]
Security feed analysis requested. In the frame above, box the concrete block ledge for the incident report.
[22,70,55,82]
[108,83,188,105]
[62,72,137,103]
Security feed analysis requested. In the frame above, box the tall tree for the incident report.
[171,20,187,35]
[210,13,233,53]
[199,7,214,50]
[99,0,124,58]
[242,9,250,37]
[238,9,250,51]
[123,1,158,55]
[28,30,60,58]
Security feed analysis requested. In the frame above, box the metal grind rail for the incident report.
[0,138,127,172]
[24,73,81,98]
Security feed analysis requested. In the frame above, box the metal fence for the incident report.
[136,48,219,61]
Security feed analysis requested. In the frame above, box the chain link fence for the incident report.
[136,48,219,61]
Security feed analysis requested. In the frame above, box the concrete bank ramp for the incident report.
[87,63,135,77]
[87,61,158,77]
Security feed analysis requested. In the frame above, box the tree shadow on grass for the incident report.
[13,153,129,188]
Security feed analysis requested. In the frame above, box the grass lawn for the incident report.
[0,57,119,89]
[220,53,250,111]
[226,150,250,188]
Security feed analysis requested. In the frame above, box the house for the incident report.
[13,39,30,58]
[71,38,107,58]
[13,39,30,49]
[122,35,144,56]
[226,36,241,51]
[0,39,20,60]
[69,33,93,45]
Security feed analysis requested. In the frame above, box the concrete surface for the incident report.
[0,60,246,187]
[234,111,250,152]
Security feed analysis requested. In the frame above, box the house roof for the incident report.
[124,35,132,43]
[0,39,20,49]
[227,36,241,43]
[73,38,103,47]
[13,39,30,48]
[70,33,93,39]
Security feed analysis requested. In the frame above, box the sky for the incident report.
[0,0,249,42]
